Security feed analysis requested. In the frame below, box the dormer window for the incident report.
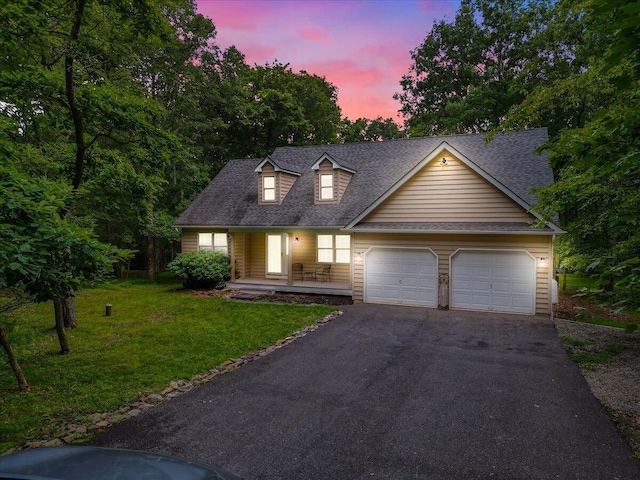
[255,156,301,205]
[319,173,334,201]
[263,176,276,202]
[312,153,355,205]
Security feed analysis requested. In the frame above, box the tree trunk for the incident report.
[64,295,77,329]
[562,269,567,291]
[147,232,157,281]
[54,298,71,354]
[0,323,30,392]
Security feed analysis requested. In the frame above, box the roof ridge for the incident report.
[270,127,549,155]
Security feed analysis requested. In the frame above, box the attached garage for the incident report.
[364,248,437,307]
[450,250,536,314]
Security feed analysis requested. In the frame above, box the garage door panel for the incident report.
[513,282,533,294]
[365,248,436,307]
[451,251,535,314]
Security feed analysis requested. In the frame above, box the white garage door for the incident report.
[365,248,437,307]
[451,250,535,314]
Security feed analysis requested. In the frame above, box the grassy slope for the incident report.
[0,275,334,452]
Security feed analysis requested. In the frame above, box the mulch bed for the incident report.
[554,290,638,324]
[190,288,353,306]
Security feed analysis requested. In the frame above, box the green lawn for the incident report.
[0,275,335,453]
[556,272,602,292]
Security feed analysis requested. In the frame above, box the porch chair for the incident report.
[292,263,303,281]
[316,264,331,283]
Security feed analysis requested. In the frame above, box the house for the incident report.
[174,128,563,315]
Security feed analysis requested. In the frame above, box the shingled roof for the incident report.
[175,128,556,230]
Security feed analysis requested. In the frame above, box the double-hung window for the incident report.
[198,233,228,255]
[319,173,334,201]
[263,176,276,201]
[317,234,350,263]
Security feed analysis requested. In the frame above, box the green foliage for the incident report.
[339,117,405,142]
[396,0,575,135]
[193,55,342,169]
[0,1,345,275]
[0,276,335,452]
[0,167,122,302]
[491,0,640,310]
[168,250,231,289]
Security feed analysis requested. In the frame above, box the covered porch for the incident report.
[229,231,352,293]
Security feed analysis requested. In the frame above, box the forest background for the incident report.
[1,0,638,315]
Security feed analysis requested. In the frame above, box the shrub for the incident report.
[168,250,231,289]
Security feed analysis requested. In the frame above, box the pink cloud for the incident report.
[195,0,461,120]
[197,3,261,30]
[298,60,384,87]
[340,93,402,122]
[241,45,278,64]
[297,27,332,44]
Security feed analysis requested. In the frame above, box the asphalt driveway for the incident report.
[91,305,640,479]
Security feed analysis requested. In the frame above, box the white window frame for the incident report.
[319,173,334,201]
[198,233,228,255]
[263,175,276,202]
[316,234,350,264]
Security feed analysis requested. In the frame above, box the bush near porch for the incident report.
[168,250,231,289]
[0,274,335,453]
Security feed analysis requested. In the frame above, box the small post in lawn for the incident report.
[105,303,112,316]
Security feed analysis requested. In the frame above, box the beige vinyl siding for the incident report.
[363,152,535,223]
[337,169,352,202]
[352,233,552,314]
[279,172,297,202]
[248,233,265,278]
[232,233,246,278]
[181,229,198,253]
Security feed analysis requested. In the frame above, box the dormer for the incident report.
[255,156,301,205]
[311,153,356,204]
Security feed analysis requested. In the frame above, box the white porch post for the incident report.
[287,232,294,285]
[229,233,236,283]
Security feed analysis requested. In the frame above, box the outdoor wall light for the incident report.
[294,237,299,246]
[355,252,362,261]
[539,257,548,268]
[441,157,448,165]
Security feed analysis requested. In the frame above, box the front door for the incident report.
[266,234,289,277]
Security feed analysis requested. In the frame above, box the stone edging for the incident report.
[6,310,343,455]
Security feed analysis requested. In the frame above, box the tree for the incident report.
[192,54,342,168]
[0,290,31,392]
[395,0,578,136]
[0,0,187,284]
[339,117,405,142]
[1,166,121,390]
[503,0,640,309]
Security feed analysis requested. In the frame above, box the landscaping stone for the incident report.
[144,394,164,403]
[42,439,63,447]
[62,434,79,444]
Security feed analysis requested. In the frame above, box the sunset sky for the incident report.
[195,0,461,121]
